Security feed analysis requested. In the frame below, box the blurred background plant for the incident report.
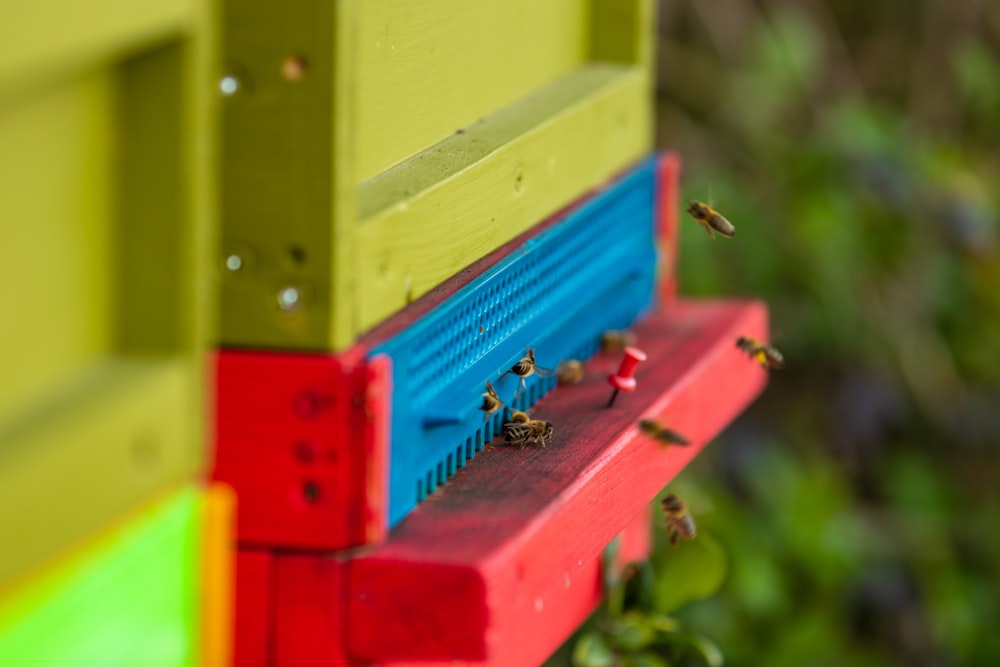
[550,0,1000,664]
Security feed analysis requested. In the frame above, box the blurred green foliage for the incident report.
[551,1,1000,665]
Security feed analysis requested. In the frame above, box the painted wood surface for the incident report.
[355,0,587,182]
[219,0,653,351]
[212,350,390,551]
[233,550,274,667]
[657,152,682,301]
[0,0,194,91]
[0,488,203,667]
[347,300,769,666]
[0,33,212,589]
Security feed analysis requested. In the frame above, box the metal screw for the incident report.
[277,286,301,311]
[219,75,240,96]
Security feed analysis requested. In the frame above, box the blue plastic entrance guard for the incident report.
[372,156,658,527]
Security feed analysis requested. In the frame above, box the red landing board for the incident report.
[347,300,769,667]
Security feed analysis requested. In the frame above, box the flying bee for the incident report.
[480,380,504,421]
[600,329,637,355]
[557,359,585,386]
[736,336,784,370]
[686,201,736,239]
[661,494,697,548]
[503,412,554,448]
[638,419,691,447]
[502,347,556,401]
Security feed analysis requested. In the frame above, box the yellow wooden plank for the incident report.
[218,0,653,351]
[0,3,214,589]
[0,0,193,93]
[0,70,115,421]
[0,358,202,589]
[355,0,588,182]
[351,64,650,339]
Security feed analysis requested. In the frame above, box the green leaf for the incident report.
[652,532,728,613]
[613,612,656,652]
[626,651,672,667]
[667,631,725,667]
[572,632,616,667]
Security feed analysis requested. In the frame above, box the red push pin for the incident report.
[607,346,647,408]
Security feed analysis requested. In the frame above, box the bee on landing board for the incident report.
[736,336,784,370]
[600,329,637,355]
[556,359,585,386]
[501,347,556,402]
[686,201,736,239]
[480,380,504,421]
[638,419,691,447]
[503,410,554,448]
[661,493,697,548]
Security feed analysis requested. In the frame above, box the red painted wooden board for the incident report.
[233,550,275,667]
[656,152,681,302]
[274,555,351,667]
[213,350,390,551]
[347,299,769,666]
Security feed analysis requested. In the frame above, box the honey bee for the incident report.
[686,201,736,239]
[638,419,690,447]
[557,359,585,386]
[503,411,554,448]
[600,329,637,355]
[502,347,556,401]
[661,494,696,548]
[736,336,784,370]
[480,380,504,421]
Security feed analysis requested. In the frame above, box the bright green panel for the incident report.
[0,0,192,93]
[0,487,202,667]
[0,71,114,422]
[355,0,588,182]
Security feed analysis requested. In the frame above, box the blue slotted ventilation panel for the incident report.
[372,156,659,526]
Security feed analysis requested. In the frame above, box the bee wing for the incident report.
[534,365,557,379]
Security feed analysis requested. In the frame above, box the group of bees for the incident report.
[474,201,783,547]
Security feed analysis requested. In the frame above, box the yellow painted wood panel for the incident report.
[0,0,193,92]
[0,358,202,589]
[355,0,589,182]
[0,72,115,421]
[352,64,651,337]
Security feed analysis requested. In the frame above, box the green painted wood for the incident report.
[0,15,213,587]
[219,0,653,351]
[0,488,203,667]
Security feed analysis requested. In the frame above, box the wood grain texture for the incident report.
[354,65,650,338]
[347,300,770,666]
[355,0,587,182]
[219,1,654,351]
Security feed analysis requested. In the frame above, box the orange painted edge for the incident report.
[201,483,236,667]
